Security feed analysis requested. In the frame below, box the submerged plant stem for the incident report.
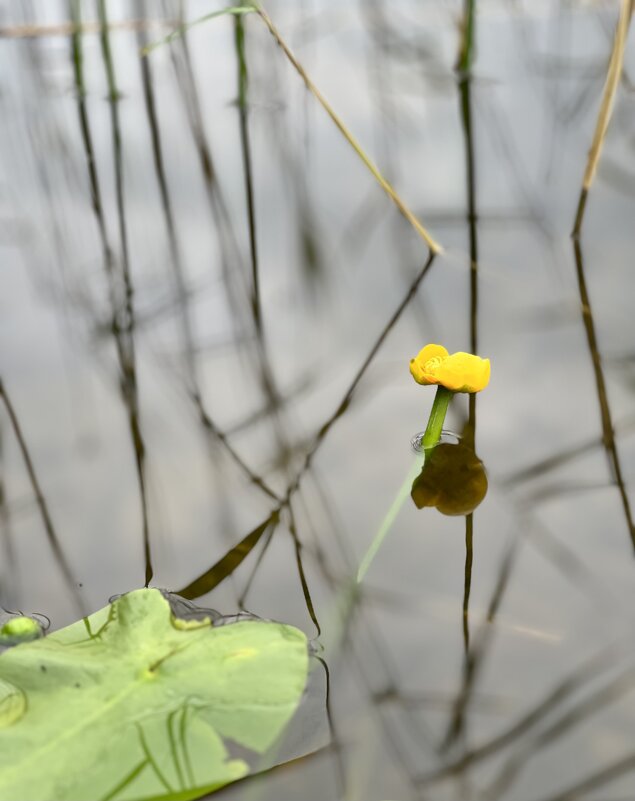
[422,387,453,451]
[356,457,423,584]
[356,386,454,583]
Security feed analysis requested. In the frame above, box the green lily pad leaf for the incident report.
[0,589,309,801]
[0,677,26,728]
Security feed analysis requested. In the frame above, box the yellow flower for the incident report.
[409,344,490,393]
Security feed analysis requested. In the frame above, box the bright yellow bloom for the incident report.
[409,344,490,393]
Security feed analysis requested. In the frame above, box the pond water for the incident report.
[1,1,635,799]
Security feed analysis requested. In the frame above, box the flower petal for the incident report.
[410,359,436,385]
[409,344,449,385]
[435,353,490,393]
[415,344,449,363]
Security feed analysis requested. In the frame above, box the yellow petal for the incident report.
[410,359,435,385]
[415,344,449,363]
[435,353,490,393]
[409,344,449,385]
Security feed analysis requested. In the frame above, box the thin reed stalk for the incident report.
[255,5,443,255]
[142,3,443,254]
[573,0,633,235]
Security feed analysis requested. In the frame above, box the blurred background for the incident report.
[1,1,635,799]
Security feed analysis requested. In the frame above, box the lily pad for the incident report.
[0,588,309,801]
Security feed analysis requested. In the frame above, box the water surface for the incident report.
[1,2,635,799]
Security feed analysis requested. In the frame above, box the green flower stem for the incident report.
[422,386,453,451]
[356,456,423,584]
[355,386,455,584]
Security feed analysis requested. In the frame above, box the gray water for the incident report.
[2,1,635,799]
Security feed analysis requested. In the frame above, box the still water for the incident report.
[1,1,635,799]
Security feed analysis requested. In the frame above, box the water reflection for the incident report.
[2,1,635,799]
[410,442,487,515]
[410,433,487,694]
[411,440,488,516]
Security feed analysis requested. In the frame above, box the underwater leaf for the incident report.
[176,513,278,601]
[0,589,309,801]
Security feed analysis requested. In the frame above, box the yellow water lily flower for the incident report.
[409,344,490,393]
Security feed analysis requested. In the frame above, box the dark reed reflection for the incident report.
[571,235,635,551]
[456,0,480,736]
[0,421,17,605]
[0,380,83,615]
[70,0,153,585]
[134,0,197,395]
[99,0,153,585]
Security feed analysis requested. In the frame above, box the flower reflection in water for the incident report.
[411,441,488,516]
